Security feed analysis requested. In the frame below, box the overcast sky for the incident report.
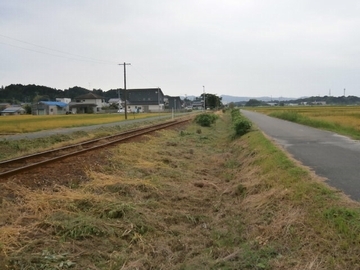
[1,0,360,98]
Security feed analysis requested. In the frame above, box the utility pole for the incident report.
[118,62,131,119]
[158,87,160,112]
[118,88,121,110]
[203,85,206,111]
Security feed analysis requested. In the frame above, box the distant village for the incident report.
[1,83,360,116]
[0,86,207,116]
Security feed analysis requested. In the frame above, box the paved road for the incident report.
[241,109,360,201]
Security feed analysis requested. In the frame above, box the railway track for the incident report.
[0,118,190,178]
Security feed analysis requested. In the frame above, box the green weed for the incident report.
[324,207,360,237]
[194,113,218,127]
[46,211,112,240]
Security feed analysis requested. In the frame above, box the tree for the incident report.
[33,95,50,103]
[245,99,267,107]
[24,104,32,114]
[201,93,222,109]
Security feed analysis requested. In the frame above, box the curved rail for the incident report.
[0,118,190,178]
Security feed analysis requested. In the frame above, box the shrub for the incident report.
[194,113,218,127]
[234,118,252,136]
[230,109,252,136]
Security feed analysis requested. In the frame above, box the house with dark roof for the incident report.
[164,96,182,111]
[69,92,107,114]
[32,101,69,115]
[191,98,204,110]
[123,88,165,112]
[108,98,122,105]
[1,106,25,116]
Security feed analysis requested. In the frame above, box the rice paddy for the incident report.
[245,105,360,139]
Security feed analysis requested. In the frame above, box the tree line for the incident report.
[239,96,360,107]
[0,84,223,110]
[0,84,122,104]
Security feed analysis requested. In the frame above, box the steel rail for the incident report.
[0,118,190,178]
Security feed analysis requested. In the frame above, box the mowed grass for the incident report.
[1,111,360,269]
[245,106,360,139]
[0,113,158,134]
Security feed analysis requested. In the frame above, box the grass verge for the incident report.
[1,111,360,269]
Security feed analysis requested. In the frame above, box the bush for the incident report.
[194,113,218,127]
[230,109,252,136]
[234,118,252,136]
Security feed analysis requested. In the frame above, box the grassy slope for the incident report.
[1,112,360,269]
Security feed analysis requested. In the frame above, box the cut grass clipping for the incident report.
[1,111,360,269]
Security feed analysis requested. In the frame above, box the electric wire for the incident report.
[0,33,118,65]
[0,34,164,90]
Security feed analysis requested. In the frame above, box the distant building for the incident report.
[1,106,25,116]
[165,96,182,110]
[313,101,326,105]
[69,92,107,114]
[0,103,11,111]
[108,98,122,105]
[56,98,71,104]
[32,101,69,115]
[124,88,165,112]
[191,98,204,110]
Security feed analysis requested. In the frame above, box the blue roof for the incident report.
[40,101,68,108]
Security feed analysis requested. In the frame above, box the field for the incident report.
[0,113,160,134]
[1,111,360,269]
[245,105,360,139]
[0,114,169,161]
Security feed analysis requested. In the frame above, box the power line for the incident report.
[130,65,161,88]
[0,33,118,65]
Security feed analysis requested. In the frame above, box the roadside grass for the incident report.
[245,106,360,140]
[0,113,159,134]
[1,111,360,268]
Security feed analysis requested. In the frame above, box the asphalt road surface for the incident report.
[241,109,360,201]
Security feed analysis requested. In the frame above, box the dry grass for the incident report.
[1,111,360,269]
